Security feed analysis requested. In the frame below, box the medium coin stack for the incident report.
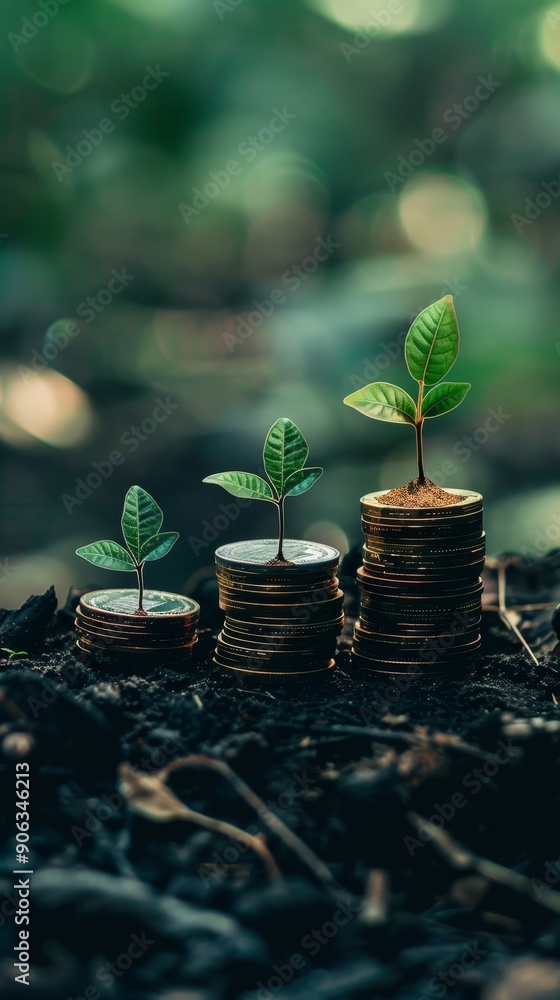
[75,588,200,666]
[353,490,484,672]
[214,540,343,679]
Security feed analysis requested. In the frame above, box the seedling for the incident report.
[203,417,323,562]
[76,486,179,614]
[0,648,28,660]
[344,295,470,484]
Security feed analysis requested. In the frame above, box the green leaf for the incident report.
[76,541,135,573]
[284,467,323,497]
[405,295,459,385]
[422,382,471,419]
[121,486,163,562]
[140,531,180,562]
[202,472,275,501]
[263,418,308,496]
[343,383,417,424]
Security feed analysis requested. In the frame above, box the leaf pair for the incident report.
[343,296,470,425]
[203,418,323,503]
[76,486,179,573]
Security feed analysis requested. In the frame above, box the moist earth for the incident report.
[1,551,560,999]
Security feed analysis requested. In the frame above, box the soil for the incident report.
[381,478,465,508]
[1,552,560,999]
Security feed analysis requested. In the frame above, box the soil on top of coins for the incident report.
[381,477,465,507]
[1,551,560,1000]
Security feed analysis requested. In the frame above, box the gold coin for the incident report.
[213,654,336,678]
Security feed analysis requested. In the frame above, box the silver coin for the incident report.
[82,589,199,621]
[215,539,340,571]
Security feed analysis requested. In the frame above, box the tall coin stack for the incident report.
[353,490,484,672]
[214,540,343,679]
[76,589,200,666]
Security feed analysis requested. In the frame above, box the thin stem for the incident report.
[160,755,338,888]
[415,381,425,484]
[408,811,560,916]
[135,561,147,615]
[497,561,539,666]
[276,496,286,561]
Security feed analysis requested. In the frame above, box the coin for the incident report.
[212,652,336,679]
[353,489,484,672]
[361,489,483,515]
[77,637,196,664]
[213,541,342,676]
[80,589,199,623]
[216,539,340,571]
[75,609,195,637]
[76,588,200,664]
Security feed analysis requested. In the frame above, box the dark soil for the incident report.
[1,551,560,999]
[382,478,465,507]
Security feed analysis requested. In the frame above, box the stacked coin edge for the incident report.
[353,489,485,672]
[214,539,343,679]
[75,588,200,665]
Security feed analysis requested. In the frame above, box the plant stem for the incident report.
[276,497,286,562]
[135,561,147,615]
[415,381,426,484]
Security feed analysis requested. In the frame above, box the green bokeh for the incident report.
[0,0,559,605]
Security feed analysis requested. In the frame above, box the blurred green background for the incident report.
[1,0,560,607]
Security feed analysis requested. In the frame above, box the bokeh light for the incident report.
[398,175,487,258]
[308,0,451,34]
[0,368,93,448]
[538,4,560,71]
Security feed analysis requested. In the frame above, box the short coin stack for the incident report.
[76,588,200,666]
[353,490,484,672]
[214,540,343,679]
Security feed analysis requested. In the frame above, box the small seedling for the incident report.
[343,295,470,484]
[0,648,28,660]
[76,486,179,614]
[203,417,323,562]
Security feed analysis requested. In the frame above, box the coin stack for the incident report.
[353,490,484,672]
[75,589,200,666]
[214,540,343,679]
